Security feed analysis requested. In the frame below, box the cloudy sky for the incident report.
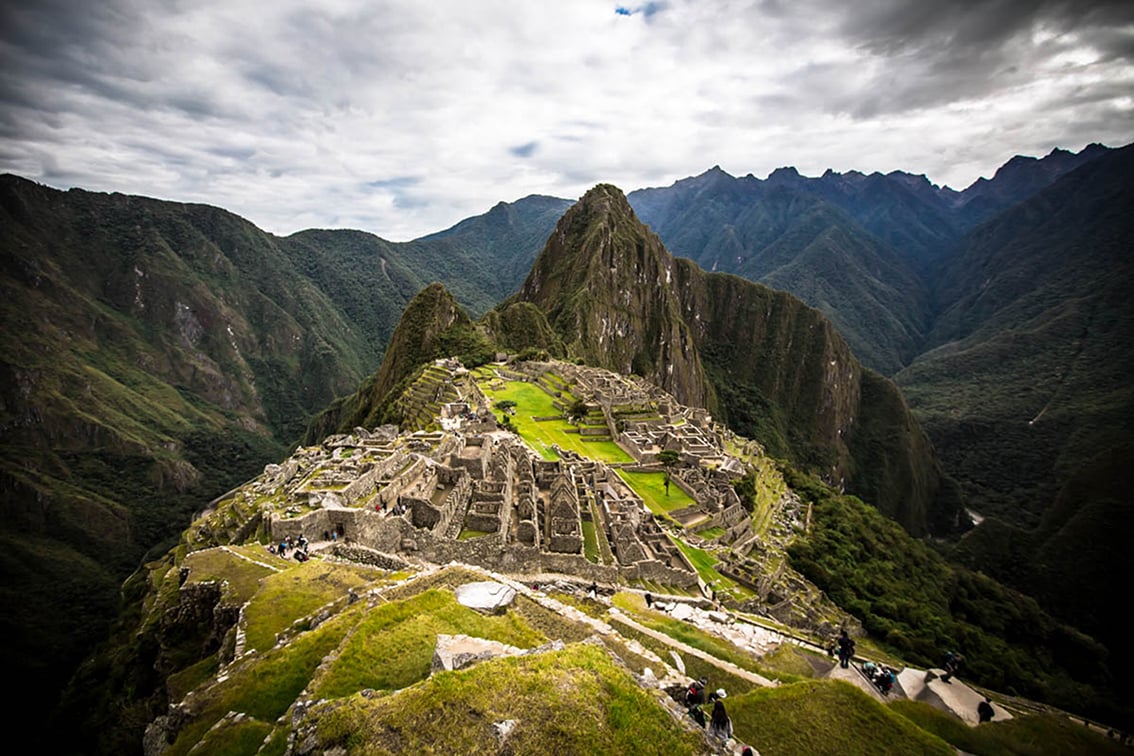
[2,0,1132,240]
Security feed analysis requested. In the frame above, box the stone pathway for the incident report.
[607,608,777,688]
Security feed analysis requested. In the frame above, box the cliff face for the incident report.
[511,184,958,536]
[514,185,709,408]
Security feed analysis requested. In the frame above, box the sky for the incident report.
[1,0,1132,241]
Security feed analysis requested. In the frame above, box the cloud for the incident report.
[0,0,1130,239]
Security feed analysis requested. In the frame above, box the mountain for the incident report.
[0,175,561,734]
[511,185,963,535]
[305,282,496,441]
[951,143,1112,229]
[2,140,1125,740]
[0,177,366,728]
[627,144,1112,375]
[894,144,1134,663]
[417,194,574,300]
[321,184,960,536]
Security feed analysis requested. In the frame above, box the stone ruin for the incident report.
[240,359,795,594]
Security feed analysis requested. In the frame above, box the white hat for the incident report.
[716,689,727,699]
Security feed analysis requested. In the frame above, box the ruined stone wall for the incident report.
[629,559,700,589]
[721,501,747,527]
[334,515,696,588]
[401,466,469,537]
[340,462,382,506]
[269,507,368,544]
[547,531,582,554]
[326,544,410,571]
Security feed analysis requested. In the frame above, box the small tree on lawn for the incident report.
[658,449,680,495]
[567,398,588,424]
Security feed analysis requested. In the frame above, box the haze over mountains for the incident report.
[0,141,1130,739]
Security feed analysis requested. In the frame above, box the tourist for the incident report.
[688,703,706,727]
[708,699,732,741]
[685,677,707,707]
[942,651,964,683]
[978,697,994,723]
[837,630,855,669]
[645,592,653,608]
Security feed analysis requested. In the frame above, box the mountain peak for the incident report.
[767,165,802,182]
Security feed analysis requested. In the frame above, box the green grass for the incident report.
[182,547,276,605]
[166,608,358,756]
[458,529,493,540]
[243,560,377,652]
[615,470,694,515]
[581,520,600,563]
[668,537,753,599]
[732,680,955,756]
[479,379,633,462]
[890,700,1131,756]
[310,588,548,699]
[696,526,726,540]
[313,643,705,754]
[166,654,221,702]
[192,716,272,756]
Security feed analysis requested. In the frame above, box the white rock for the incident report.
[454,581,517,613]
[669,602,695,622]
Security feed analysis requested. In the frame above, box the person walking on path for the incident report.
[708,698,733,742]
[978,697,994,723]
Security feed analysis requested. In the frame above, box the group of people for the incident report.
[270,533,310,562]
[684,678,733,740]
[861,660,897,694]
[681,677,757,753]
[374,500,407,516]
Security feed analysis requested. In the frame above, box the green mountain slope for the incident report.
[508,185,962,536]
[895,145,1134,677]
[898,144,1134,527]
[0,175,562,734]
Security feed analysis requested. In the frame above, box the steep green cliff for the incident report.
[509,184,960,536]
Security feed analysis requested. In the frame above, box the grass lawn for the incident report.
[616,470,694,515]
[669,537,753,600]
[182,547,277,605]
[581,520,600,563]
[480,378,633,463]
[731,681,955,756]
[315,643,705,754]
[243,560,378,652]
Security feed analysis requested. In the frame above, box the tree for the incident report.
[658,449,680,495]
[494,399,517,415]
[567,398,588,423]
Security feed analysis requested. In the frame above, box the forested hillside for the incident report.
[0,175,562,732]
